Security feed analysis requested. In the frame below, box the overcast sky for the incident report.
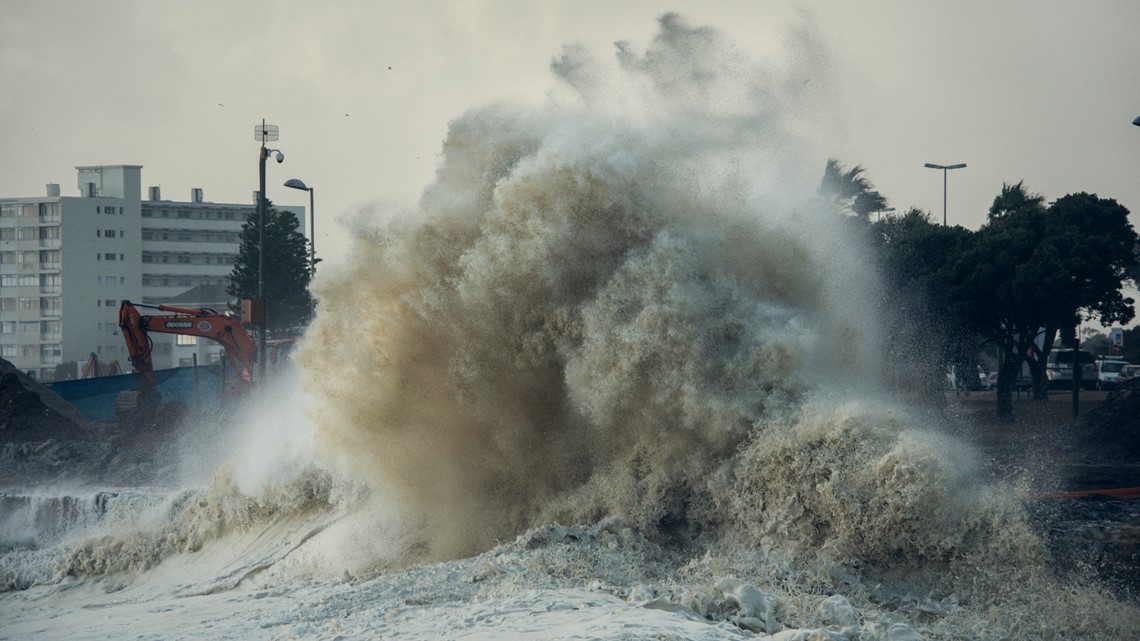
[3,1,1139,277]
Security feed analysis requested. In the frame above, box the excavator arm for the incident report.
[117,300,259,424]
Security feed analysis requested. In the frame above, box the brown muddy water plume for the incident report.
[296,11,1018,573]
[291,15,1139,639]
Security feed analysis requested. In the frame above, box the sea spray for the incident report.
[295,14,887,561]
[289,13,1140,637]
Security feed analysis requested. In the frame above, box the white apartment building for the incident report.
[0,165,303,380]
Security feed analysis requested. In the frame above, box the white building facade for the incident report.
[0,165,303,380]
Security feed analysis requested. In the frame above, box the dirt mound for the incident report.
[1076,378,1140,464]
[0,358,90,443]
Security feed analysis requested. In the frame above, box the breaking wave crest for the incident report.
[297,13,885,562]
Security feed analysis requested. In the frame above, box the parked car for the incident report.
[1046,348,1097,390]
[1118,364,1140,386]
[1094,358,1129,390]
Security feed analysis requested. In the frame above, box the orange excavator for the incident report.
[117,300,258,426]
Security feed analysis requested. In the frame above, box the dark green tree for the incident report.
[953,190,1137,421]
[227,199,313,337]
[1122,327,1140,364]
[869,207,977,400]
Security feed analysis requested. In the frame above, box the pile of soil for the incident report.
[0,359,199,486]
[1076,378,1140,463]
[0,358,90,443]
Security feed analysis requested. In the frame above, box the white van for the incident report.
[1095,358,1129,390]
[1046,348,1096,390]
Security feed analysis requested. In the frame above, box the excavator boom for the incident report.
[117,300,259,424]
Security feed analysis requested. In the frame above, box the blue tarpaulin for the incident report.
[47,365,225,423]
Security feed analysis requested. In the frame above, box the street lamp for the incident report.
[283,178,316,321]
[923,162,967,226]
[255,121,284,384]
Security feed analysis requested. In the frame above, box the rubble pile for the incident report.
[0,358,90,443]
[1077,378,1140,463]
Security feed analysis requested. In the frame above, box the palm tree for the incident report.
[818,158,888,220]
[987,180,1045,221]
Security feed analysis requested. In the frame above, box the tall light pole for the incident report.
[255,121,284,384]
[284,178,316,321]
[923,162,967,226]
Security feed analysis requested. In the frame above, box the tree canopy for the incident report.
[844,160,1139,422]
[227,199,314,338]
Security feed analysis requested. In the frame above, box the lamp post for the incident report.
[923,162,967,226]
[255,121,284,384]
[283,178,316,321]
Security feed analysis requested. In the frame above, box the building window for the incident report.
[176,334,198,346]
[40,274,60,293]
[18,227,37,240]
[39,203,60,223]
[0,275,14,287]
[0,229,12,240]
[0,322,15,334]
[40,298,60,316]
[177,255,191,264]
[105,253,116,261]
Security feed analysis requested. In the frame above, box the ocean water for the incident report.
[2,14,1137,640]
